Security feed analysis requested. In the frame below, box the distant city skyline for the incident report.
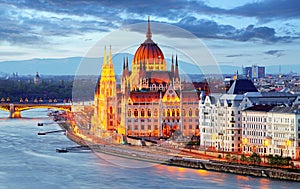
[0,0,299,74]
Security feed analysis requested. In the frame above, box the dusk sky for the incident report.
[0,0,299,72]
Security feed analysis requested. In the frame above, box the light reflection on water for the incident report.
[0,109,299,189]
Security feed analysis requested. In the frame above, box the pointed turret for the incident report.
[174,54,179,78]
[171,54,175,75]
[122,57,126,79]
[145,16,152,43]
[103,46,107,65]
[109,45,113,65]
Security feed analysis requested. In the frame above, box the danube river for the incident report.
[0,109,299,189]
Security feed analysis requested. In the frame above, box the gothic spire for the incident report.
[123,57,125,70]
[174,54,179,78]
[109,45,112,64]
[171,54,174,74]
[145,16,153,42]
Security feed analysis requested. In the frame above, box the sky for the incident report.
[0,0,299,73]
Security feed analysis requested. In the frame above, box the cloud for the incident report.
[226,54,250,58]
[163,17,293,43]
[0,0,299,46]
[231,0,300,22]
[264,50,285,57]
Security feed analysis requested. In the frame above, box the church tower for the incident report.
[94,46,117,132]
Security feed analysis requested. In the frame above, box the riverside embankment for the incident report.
[59,123,300,182]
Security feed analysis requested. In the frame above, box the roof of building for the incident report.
[244,105,275,112]
[129,91,161,103]
[227,79,258,94]
[269,105,300,114]
[146,71,172,84]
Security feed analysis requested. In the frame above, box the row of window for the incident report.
[127,125,159,131]
[127,108,199,117]
[243,116,267,122]
[243,124,267,130]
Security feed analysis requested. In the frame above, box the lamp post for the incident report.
[263,138,269,163]
[286,139,291,158]
[242,138,248,154]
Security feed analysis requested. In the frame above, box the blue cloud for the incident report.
[0,0,299,45]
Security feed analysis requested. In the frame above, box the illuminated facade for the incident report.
[93,46,118,133]
[93,17,207,139]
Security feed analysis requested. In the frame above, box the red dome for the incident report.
[132,17,166,67]
[133,42,165,64]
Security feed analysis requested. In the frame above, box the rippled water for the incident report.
[0,109,299,189]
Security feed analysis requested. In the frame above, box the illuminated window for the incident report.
[172,109,175,117]
[134,109,138,117]
[141,109,145,117]
[167,109,170,116]
[176,109,180,116]
[148,109,151,117]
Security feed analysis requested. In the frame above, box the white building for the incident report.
[242,105,300,160]
[242,105,274,156]
[199,77,299,153]
[267,106,300,159]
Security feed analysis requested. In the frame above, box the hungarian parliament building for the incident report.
[84,18,300,160]
[91,18,209,139]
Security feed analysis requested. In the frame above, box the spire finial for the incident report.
[146,16,152,41]
[109,45,112,64]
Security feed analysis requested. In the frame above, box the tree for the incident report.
[240,153,248,162]
[249,152,261,165]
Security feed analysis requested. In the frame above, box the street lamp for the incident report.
[263,138,270,163]
[286,139,292,157]
[242,138,248,154]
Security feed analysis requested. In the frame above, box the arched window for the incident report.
[154,109,158,117]
[172,109,175,117]
[147,109,151,117]
[141,109,145,117]
[183,109,186,116]
[195,108,199,116]
[134,109,138,117]
[127,109,131,117]
[159,84,163,90]
[109,106,113,114]
[167,109,170,117]
[189,109,193,117]
[152,84,156,90]
[163,109,166,116]
[176,109,180,116]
